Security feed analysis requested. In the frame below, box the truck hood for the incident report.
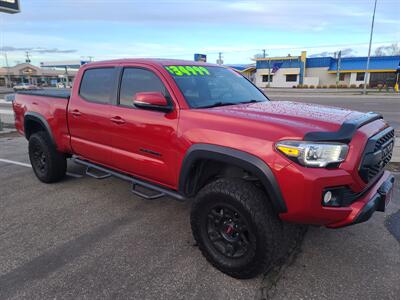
[202,101,366,137]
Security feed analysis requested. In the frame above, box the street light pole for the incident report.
[263,49,271,88]
[363,0,378,95]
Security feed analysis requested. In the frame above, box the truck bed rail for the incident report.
[17,89,71,99]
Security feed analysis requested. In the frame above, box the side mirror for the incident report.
[133,92,172,112]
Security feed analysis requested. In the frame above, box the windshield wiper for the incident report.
[199,100,262,109]
[238,100,262,104]
[199,102,236,109]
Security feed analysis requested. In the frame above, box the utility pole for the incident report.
[217,52,223,65]
[363,0,378,95]
[24,51,32,84]
[64,66,69,88]
[4,52,11,88]
[25,51,31,63]
[336,50,342,88]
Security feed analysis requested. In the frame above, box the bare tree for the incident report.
[253,53,265,59]
[374,43,400,56]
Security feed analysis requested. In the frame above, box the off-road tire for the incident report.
[28,131,66,183]
[191,178,282,279]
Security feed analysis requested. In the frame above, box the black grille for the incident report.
[374,129,394,151]
[359,127,395,183]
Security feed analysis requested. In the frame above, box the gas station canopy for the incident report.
[40,61,90,69]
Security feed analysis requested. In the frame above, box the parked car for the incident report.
[4,94,15,102]
[56,82,73,89]
[13,59,395,279]
[13,83,39,92]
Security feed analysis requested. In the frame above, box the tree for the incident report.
[253,53,265,59]
[374,43,400,56]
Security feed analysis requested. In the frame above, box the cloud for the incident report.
[0,46,77,54]
[4,0,393,31]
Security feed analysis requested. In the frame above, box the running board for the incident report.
[74,158,186,202]
[86,167,112,179]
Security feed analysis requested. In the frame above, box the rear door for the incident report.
[109,65,180,188]
[68,67,118,167]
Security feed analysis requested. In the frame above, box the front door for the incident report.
[109,66,179,188]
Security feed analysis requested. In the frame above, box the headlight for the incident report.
[275,140,349,167]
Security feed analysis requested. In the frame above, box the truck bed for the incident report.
[13,89,72,153]
[17,89,71,99]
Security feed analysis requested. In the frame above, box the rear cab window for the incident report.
[79,68,116,104]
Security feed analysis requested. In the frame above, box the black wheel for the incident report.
[191,178,282,279]
[28,131,66,183]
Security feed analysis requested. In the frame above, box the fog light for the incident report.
[323,191,332,204]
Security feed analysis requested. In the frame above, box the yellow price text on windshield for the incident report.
[165,66,210,76]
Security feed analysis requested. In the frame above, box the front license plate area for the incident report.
[377,175,395,211]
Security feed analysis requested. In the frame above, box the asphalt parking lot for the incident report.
[1,134,399,299]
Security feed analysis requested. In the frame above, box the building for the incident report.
[227,64,256,82]
[0,63,78,87]
[0,60,89,87]
[253,51,400,88]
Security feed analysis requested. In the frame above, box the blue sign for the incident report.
[0,0,20,13]
[194,54,207,62]
[397,62,400,73]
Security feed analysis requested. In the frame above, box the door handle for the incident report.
[111,116,126,124]
[72,109,81,117]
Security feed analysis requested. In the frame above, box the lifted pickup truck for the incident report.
[13,59,395,278]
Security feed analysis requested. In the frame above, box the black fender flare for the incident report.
[24,112,56,146]
[178,144,287,213]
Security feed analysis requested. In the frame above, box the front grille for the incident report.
[374,129,394,151]
[359,127,395,183]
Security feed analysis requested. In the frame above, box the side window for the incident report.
[79,68,116,104]
[285,74,297,82]
[119,68,169,107]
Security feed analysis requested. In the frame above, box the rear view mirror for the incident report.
[133,92,172,112]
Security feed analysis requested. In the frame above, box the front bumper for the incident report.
[278,167,395,228]
[327,172,395,228]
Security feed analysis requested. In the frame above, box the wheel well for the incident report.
[25,118,46,140]
[179,145,287,213]
[183,159,260,197]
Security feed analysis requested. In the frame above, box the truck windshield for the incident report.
[165,65,268,108]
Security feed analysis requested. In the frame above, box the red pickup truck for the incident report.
[13,59,395,278]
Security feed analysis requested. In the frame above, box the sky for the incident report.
[0,0,399,66]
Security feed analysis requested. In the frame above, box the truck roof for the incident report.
[83,58,216,68]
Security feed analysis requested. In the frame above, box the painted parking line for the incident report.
[0,158,31,168]
[0,158,83,178]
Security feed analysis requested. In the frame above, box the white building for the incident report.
[252,51,400,88]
